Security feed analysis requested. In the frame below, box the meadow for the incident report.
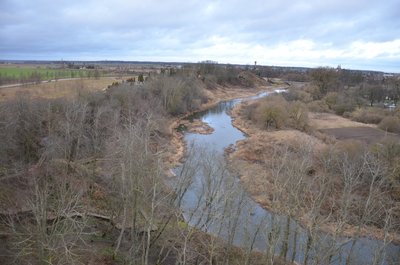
[0,65,92,85]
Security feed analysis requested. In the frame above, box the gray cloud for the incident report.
[1,0,399,71]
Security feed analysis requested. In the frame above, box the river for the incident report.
[172,90,400,265]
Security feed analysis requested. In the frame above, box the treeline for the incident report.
[184,63,265,89]
[257,65,374,84]
[279,67,400,133]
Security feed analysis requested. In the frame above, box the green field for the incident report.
[0,66,94,84]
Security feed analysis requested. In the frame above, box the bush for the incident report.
[332,95,357,115]
[378,116,400,133]
[288,101,309,131]
[350,107,387,124]
[372,137,400,163]
[333,103,354,115]
[283,88,312,103]
[324,92,338,110]
[335,140,365,159]
[246,96,309,131]
[318,91,357,116]
[304,84,321,100]
[370,138,400,199]
[249,95,288,129]
[307,100,330,113]
[142,75,206,115]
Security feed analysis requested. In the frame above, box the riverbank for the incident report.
[227,99,400,245]
[164,84,281,169]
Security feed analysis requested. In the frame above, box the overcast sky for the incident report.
[1,0,399,72]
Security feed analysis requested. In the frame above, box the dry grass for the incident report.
[228,129,325,209]
[229,100,325,210]
[320,126,400,144]
[179,119,214,134]
[228,100,400,244]
[309,112,376,129]
[0,77,127,100]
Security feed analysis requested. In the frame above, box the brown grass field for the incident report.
[309,112,376,129]
[320,126,400,144]
[0,77,129,101]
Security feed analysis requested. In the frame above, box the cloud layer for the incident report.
[1,0,399,72]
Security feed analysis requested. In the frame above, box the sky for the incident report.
[1,0,400,72]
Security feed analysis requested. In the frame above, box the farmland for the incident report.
[0,65,95,85]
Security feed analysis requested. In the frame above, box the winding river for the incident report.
[173,91,400,265]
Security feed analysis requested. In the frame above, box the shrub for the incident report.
[370,138,400,199]
[283,88,313,103]
[378,116,400,133]
[307,100,330,113]
[372,137,400,163]
[332,96,357,115]
[350,107,387,124]
[246,96,309,131]
[242,101,258,120]
[333,103,353,115]
[304,84,321,100]
[388,158,400,200]
[324,92,338,110]
[138,74,144,83]
[288,101,309,131]
[250,95,288,129]
[203,74,218,89]
[144,75,206,115]
[319,91,357,116]
[335,140,365,158]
